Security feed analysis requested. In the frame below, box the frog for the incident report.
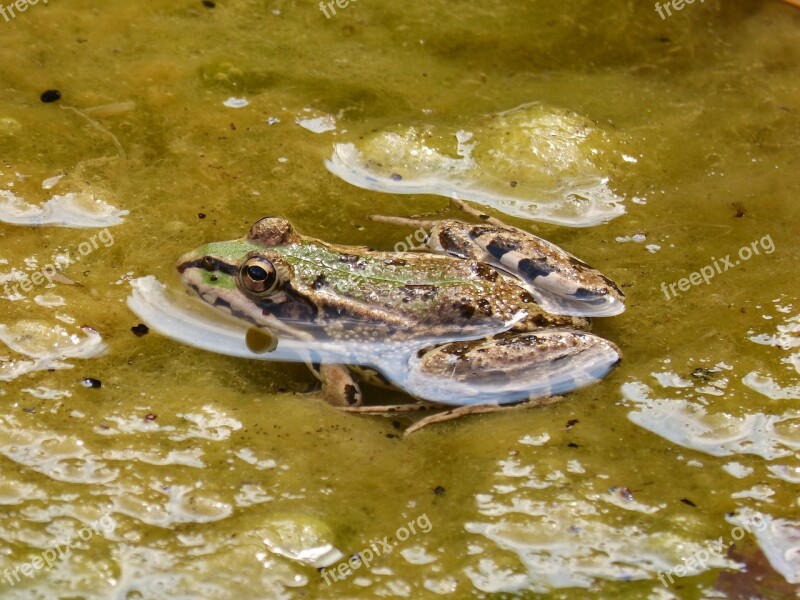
[176,200,624,435]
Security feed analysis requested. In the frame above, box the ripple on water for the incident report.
[622,304,800,589]
[459,434,739,594]
[0,321,106,382]
[0,189,128,228]
[0,415,118,484]
[112,482,233,528]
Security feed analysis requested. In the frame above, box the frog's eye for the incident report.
[239,257,279,295]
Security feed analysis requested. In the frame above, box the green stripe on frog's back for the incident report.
[274,241,535,326]
[280,241,488,295]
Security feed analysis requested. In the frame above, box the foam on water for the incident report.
[325,103,632,226]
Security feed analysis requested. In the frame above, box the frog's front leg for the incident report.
[309,362,363,407]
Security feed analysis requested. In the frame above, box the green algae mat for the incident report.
[1,1,799,598]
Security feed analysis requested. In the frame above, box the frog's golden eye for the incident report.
[239,257,279,295]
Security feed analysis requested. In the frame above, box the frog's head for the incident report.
[176,218,315,332]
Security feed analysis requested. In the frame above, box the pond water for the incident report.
[0,1,799,598]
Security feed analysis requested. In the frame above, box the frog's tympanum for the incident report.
[177,202,624,434]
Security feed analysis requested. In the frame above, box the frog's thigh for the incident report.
[310,363,363,407]
[412,330,621,397]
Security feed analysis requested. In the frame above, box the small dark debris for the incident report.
[40,90,62,103]
[202,0,215,7]
[732,202,747,218]
[22,407,35,414]
[681,498,697,507]
[509,181,517,188]
[386,433,399,439]
[81,378,102,389]
[433,486,445,496]
[392,420,402,430]
[144,413,158,421]
[390,173,403,181]
[131,323,149,337]
[567,442,579,448]
[692,367,716,382]
[657,36,671,43]
[566,418,579,429]
[198,213,207,219]
[277,386,287,393]
[615,487,634,501]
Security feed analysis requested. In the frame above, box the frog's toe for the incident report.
[407,330,621,406]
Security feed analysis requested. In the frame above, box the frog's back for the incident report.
[277,242,575,333]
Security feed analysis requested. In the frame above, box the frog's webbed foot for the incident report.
[447,198,520,229]
[311,363,363,407]
[403,396,563,437]
[368,214,440,229]
[368,199,512,230]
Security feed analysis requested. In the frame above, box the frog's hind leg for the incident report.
[448,198,517,229]
[410,329,621,407]
[403,396,563,437]
[372,200,625,317]
[427,216,625,318]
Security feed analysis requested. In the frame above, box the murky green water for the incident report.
[1,1,799,598]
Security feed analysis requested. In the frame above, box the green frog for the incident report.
[176,201,624,434]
